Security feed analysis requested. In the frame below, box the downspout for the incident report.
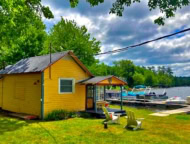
[41,72,44,120]
[49,43,52,79]
[1,77,3,108]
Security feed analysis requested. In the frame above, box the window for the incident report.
[59,78,75,94]
[87,85,94,98]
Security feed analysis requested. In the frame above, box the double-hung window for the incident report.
[59,78,75,94]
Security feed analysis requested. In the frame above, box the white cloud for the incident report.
[42,0,190,76]
[131,58,147,65]
[43,6,98,33]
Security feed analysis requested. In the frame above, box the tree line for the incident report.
[89,61,190,87]
[1,0,190,88]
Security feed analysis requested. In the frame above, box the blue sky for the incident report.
[42,0,190,76]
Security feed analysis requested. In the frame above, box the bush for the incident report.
[79,112,92,118]
[44,110,77,121]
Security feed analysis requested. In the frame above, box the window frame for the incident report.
[58,78,75,94]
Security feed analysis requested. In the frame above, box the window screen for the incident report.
[59,79,74,93]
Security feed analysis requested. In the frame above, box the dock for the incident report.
[107,99,186,109]
[107,99,190,116]
[150,106,190,116]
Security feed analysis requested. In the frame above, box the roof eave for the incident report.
[79,75,127,85]
[68,51,94,77]
[40,51,70,72]
[41,51,93,76]
[0,71,41,75]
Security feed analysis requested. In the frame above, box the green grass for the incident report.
[0,105,190,144]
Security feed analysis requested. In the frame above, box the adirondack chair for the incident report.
[125,111,144,130]
[102,107,120,124]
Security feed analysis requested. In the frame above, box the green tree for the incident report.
[69,0,190,25]
[159,75,168,86]
[43,18,101,66]
[133,73,145,86]
[166,67,173,76]
[135,66,145,75]
[161,66,166,74]
[0,0,53,66]
[88,62,113,76]
[113,60,135,86]
[151,66,156,73]
[157,66,166,75]
[144,74,154,86]
[83,60,186,87]
[147,66,152,71]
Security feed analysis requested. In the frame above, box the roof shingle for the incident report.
[0,51,69,74]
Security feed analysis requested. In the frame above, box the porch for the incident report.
[78,75,127,118]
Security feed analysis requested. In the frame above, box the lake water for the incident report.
[152,87,190,99]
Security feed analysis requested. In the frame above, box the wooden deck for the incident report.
[0,109,38,120]
[150,106,190,116]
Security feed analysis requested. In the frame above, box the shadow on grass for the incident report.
[0,113,58,143]
[0,117,28,135]
[124,126,145,131]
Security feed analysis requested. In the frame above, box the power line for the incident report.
[95,27,190,56]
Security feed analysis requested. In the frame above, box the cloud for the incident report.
[42,0,190,76]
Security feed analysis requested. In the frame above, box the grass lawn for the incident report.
[0,105,190,144]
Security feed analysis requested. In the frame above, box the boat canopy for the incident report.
[134,85,146,89]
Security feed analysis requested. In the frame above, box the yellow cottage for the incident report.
[0,51,126,119]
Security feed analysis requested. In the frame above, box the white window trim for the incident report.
[58,78,75,94]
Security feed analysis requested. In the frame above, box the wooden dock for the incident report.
[107,99,190,117]
[150,106,190,116]
[107,99,186,109]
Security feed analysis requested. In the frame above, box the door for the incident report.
[86,85,94,110]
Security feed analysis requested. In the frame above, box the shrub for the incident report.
[79,112,92,118]
[44,109,77,121]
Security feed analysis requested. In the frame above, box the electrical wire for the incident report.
[95,27,190,56]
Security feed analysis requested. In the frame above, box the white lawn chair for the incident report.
[125,111,144,130]
[102,107,120,124]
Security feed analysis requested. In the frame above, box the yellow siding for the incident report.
[99,77,126,85]
[2,73,41,116]
[0,79,2,108]
[44,55,90,116]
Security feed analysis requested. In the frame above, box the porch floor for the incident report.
[85,108,126,118]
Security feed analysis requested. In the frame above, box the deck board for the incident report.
[150,106,190,116]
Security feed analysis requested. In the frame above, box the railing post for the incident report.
[94,85,97,112]
[120,85,123,110]
[104,86,106,101]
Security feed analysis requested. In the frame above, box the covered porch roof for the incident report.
[78,75,127,85]
[82,76,126,113]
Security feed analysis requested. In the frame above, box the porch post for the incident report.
[94,85,97,112]
[120,85,123,110]
[104,86,106,101]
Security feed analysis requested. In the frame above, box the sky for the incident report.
[42,0,190,76]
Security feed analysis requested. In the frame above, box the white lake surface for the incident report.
[152,87,190,99]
